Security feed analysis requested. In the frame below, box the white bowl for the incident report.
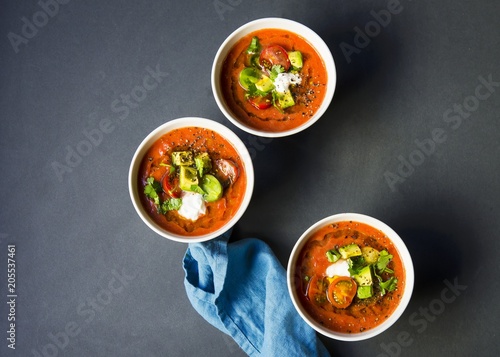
[287,213,414,341]
[212,17,336,138]
[128,117,254,243]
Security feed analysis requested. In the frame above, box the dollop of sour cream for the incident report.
[326,259,351,278]
[178,191,206,221]
[273,72,302,93]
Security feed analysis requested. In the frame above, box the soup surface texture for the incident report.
[221,28,327,132]
[295,221,406,333]
[138,127,247,236]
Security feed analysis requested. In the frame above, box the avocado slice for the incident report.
[288,51,303,70]
[200,174,222,202]
[255,75,274,93]
[194,152,212,177]
[361,246,380,265]
[357,285,373,299]
[172,151,194,166]
[338,243,362,259]
[352,265,373,286]
[276,89,295,109]
[179,166,199,191]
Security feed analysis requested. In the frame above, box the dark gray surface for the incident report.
[1,0,499,356]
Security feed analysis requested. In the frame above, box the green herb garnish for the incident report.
[269,64,285,81]
[161,198,182,212]
[246,36,260,54]
[380,277,398,293]
[144,177,161,207]
[326,249,341,263]
[144,177,182,214]
[376,250,395,274]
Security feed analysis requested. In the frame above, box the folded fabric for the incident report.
[183,230,330,357]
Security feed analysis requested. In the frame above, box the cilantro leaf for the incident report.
[380,277,398,292]
[376,250,394,273]
[144,177,182,214]
[326,249,341,263]
[246,36,260,54]
[144,177,161,206]
[269,65,285,81]
[347,256,366,275]
[161,198,182,213]
[373,269,398,296]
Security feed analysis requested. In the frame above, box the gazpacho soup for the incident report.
[138,126,246,236]
[294,221,406,333]
[221,28,328,132]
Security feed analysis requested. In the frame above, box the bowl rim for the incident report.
[211,17,337,138]
[287,213,414,341]
[128,117,254,243]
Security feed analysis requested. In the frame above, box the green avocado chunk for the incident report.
[172,151,194,166]
[195,152,212,177]
[352,265,373,286]
[255,75,274,93]
[338,243,362,259]
[361,246,380,264]
[276,89,295,109]
[179,166,199,191]
[288,51,303,70]
[200,174,223,202]
[357,285,373,299]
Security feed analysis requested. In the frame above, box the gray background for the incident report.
[1,0,499,356]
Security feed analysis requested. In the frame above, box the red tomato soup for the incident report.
[137,127,247,237]
[294,221,406,333]
[221,28,328,132]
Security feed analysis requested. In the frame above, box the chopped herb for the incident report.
[246,36,260,54]
[347,256,366,276]
[144,177,182,214]
[161,198,182,212]
[144,177,161,207]
[380,277,398,293]
[269,64,285,81]
[373,269,398,296]
[376,250,394,273]
[326,249,341,263]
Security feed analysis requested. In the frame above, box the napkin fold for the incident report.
[183,230,330,357]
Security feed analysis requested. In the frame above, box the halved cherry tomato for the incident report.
[306,275,328,306]
[161,172,181,198]
[248,95,272,110]
[214,159,239,187]
[259,45,291,71]
[327,276,357,309]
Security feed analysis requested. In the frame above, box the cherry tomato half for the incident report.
[161,172,181,198]
[327,276,357,309]
[306,275,329,306]
[248,95,272,110]
[259,45,291,71]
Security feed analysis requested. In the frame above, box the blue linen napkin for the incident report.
[183,230,330,357]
